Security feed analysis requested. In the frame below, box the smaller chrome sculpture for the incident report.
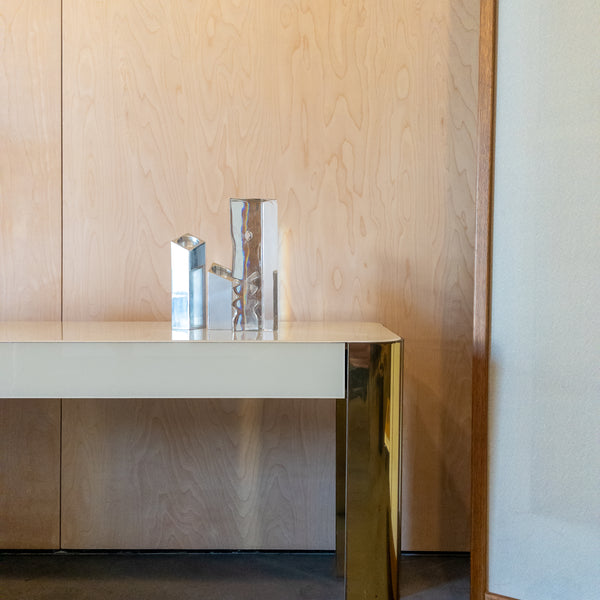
[170,234,206,330]
[171,199,278,332]
[207,267,234,330]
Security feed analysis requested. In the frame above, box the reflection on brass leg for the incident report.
[344,341,403,600]
[336,395,347,578]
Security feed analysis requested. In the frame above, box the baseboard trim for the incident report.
[486,593,519,600]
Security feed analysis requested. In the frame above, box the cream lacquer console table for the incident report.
[0,321,403,600]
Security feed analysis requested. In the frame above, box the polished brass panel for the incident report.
[336,394,347,578]
[341,341,403,600]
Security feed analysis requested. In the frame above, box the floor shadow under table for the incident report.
[0,551,469,600]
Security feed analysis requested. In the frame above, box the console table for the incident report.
[0,321,403,600]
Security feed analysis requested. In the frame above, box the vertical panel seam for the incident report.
[60,0,64,323]
[59,0,64,550]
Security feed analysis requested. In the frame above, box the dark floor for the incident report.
[0,551,469,600]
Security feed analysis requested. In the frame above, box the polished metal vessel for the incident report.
[170,234,206,330]
[229,198,278,331]
[207,268,234,330]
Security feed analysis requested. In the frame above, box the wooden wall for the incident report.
[0,398,60,548]
[2,0,479,551]
[0,0,61,318]
[61,398,335,550]
[0,0,61,549]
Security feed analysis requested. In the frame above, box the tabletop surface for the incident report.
[0,321,401,344]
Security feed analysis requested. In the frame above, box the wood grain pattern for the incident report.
[0,0,62,551]
[61,0,480,550]
[0,399,61,548]
[61,398,335,550]
[472,0,497,596]
[0,0,62,320]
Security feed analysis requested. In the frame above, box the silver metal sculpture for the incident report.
[171,198,278,332]
[229,198,278,331]
[170,234,206,330]
[207,268,234,330]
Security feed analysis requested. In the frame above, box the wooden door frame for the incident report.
[471,0,498,598]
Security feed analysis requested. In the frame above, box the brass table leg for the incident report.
[338,341,403,600]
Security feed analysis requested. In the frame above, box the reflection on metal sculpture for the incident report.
[170,234,206,330]
[171,199,278,331]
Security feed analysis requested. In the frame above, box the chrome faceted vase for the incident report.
[229,198,278,331]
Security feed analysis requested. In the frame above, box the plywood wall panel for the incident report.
[391,0,479,551]
[0,0,62,552]
[62,0,479,550]
[61,398,335,550]
[0,399,61,548]
[0,0,61,319]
